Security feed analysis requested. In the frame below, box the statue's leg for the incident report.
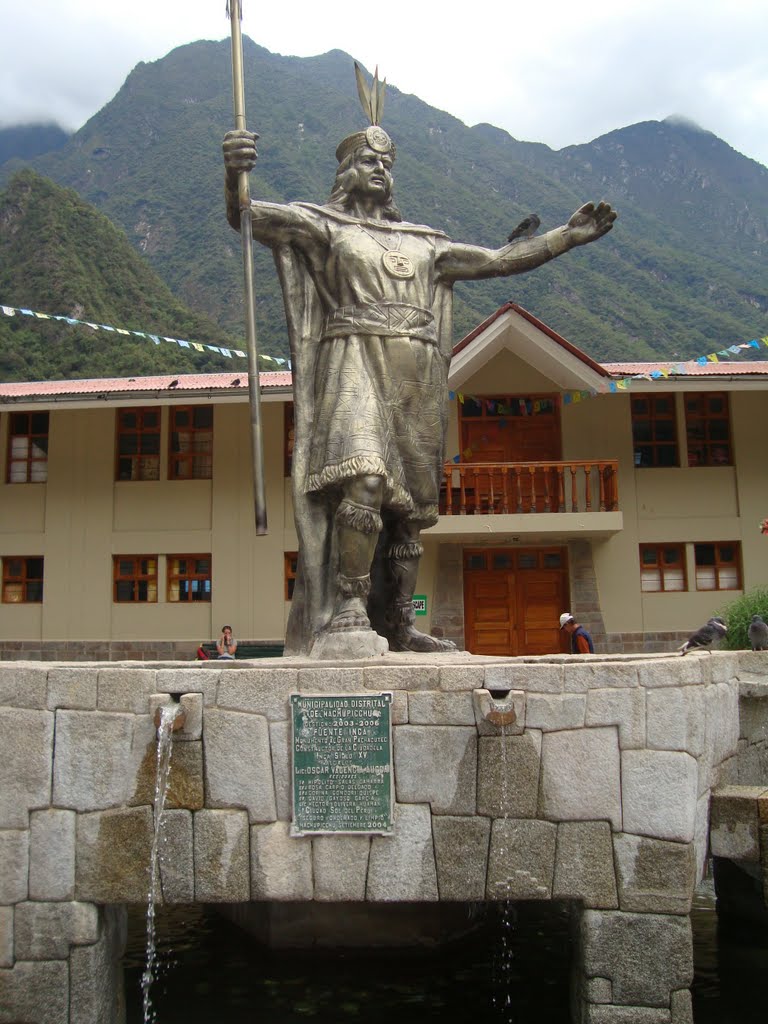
[329,476,384,633]
[383,520,457,653]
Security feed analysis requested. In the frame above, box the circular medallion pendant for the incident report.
[382,250,415,279]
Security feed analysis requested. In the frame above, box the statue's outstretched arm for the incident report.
[437,201,617,282]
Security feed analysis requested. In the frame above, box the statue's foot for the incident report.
[329,597,371,633]
[388,625,457,654]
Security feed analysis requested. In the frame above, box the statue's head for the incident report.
[327,64,401,221]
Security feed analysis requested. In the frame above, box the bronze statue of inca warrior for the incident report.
[223,65,617,657]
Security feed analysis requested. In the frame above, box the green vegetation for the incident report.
[1,39,768,378]
[0,170,243,380]
[718,587,768,650]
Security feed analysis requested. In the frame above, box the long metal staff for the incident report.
[227,0,268,534]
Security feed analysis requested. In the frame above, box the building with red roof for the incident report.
[1,305,766,659]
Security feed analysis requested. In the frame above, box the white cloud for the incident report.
[2,0,768,166]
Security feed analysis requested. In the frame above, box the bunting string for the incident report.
[0,303,291,369]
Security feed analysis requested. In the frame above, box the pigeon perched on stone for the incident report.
[507,214,541,243]
[748,614,768,651]
[678,616,728,655]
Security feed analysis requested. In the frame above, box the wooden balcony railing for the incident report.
[440,460,619,516]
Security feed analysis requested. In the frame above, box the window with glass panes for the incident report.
[631,396,678,467]
[2,557,44,603]
[694,542,741,591]
[113,556,158,602]
[169,406,213,479]
[685,393,731,466]
[639,544,686,592]
[7,411,49,483]
[116,408,160,480]
[167,555,212,602]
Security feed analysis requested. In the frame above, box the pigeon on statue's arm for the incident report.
[507,214,541,243]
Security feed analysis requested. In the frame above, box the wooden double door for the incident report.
[463,547,569,656]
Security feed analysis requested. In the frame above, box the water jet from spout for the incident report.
[141,702,183,1022]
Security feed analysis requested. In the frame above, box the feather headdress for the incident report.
[335,62,396,164]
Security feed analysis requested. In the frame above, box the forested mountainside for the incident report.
[0,170,241,381]
[2,38,767,376]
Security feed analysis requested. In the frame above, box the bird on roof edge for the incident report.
[748,614,768,651]
[507,214,541,243]
[678,616,728,655]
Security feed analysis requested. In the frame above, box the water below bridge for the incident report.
[123,879,768,1023]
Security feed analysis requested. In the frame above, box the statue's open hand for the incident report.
[222,129,259,175]
[566,201,617,247]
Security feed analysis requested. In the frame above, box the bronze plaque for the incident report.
[290,693,393,835]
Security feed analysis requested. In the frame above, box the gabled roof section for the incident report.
[449,302,611,392]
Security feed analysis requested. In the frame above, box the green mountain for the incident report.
[5,39,768,367]
[0,170,242,380]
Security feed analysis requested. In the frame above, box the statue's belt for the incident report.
[322,302,437,343]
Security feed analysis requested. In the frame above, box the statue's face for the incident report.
[351,146,393,201]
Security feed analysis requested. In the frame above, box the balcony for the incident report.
[433,460,622,539]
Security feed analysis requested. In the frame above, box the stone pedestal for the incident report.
[0,651,760,1022]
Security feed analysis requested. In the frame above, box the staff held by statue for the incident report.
[226,0,268,534]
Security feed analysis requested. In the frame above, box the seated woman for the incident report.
[216,625,238,660]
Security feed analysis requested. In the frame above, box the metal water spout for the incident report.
[153,703,187,734]
[472,688,526,730]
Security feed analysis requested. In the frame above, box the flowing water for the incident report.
[491,723,514,1023]
[140,702,183,1024]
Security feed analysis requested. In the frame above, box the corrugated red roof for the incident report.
[2,325,767,404]
[0,371,291,399]
[603,361,768,376]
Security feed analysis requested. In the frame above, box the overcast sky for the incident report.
[3,0,768,167]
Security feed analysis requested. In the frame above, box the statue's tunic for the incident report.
[251,201,452,526]
[247,197,563,653]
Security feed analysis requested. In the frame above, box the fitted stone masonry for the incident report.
[0,650,764,1024]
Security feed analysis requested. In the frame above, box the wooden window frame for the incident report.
[458,394,558,422]
[167,555,212,603]
[285,551,298,600]
[6,411,49,483]
[694,541,741,592]
[113,555,158,603]
[2,556,44,603]
[115,407,161,481]
[639,544,687,592]
[684,392,731,467]
[631,396,678,468]
[463,546,566,573]
[168,406,213,480]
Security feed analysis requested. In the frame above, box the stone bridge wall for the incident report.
[709,653,768,922]
[1,651,763,1024]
